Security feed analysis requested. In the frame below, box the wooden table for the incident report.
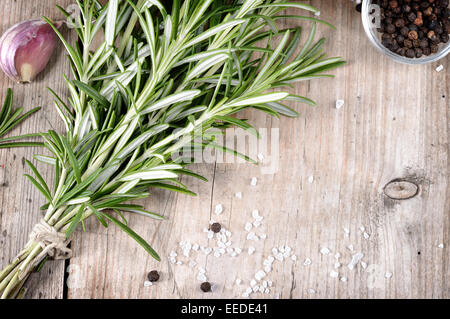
[0,0,448,299]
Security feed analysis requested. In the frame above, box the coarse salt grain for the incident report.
[235,192,242,199]
[257,153,264,161]
[437,243,444,248]
[215,204,223,215]
[245,222,252,232]
[252,209,260,219]
[314,11,321,16]
[291,255,297,261]
[235,279,242,285]
[385,272,393,279]
[363,232,370,240]
[361,261,367,269]
[320,247,331,255]
[307,288,316,294]
[250,279,257,287]
[248,246,256,255]
[303,258,312,266]
[347,244,354,251]
[255,270,266,280]
[259,234,267,240]
[188,261,197,267]
[144,281,153,287]
[334,262,341,269]
[308,175,314,183]
[436,64,444,72]
[334,253,341,259]
[340,277,347,282]
[335,99,344,109]
[330,270,339,278]
[251,177,258,186]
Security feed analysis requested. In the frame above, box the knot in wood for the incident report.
[383,180,419,200]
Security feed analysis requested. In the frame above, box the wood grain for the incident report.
[0,0,448,299]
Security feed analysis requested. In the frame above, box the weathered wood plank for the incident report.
[0,0,74,299]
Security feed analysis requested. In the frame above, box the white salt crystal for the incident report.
[385,272,393,279]
[361,261,367,269]
[307,288,316,294]
[252,209,260,219]
[253,220,261,227]
[334,253,341,259]
[335,99,344,109]
[235,248,242,254]
[347,244,354,251]
[340,277,347,282]
[308,175,314,183]
[245,222,253,232]
[188,261,197,267]
[267,280,273,287]
[291,255,297,261]
[235,279,242,285]
[303,258,312,266]
[169,251,177,257]
[320,247,331,255]
[257,153,264,161]
[265,288,270,294]
[176,261,182,265]
[235,192,242,199]
[251,177,258,186]
[436,64,444,72]
[255,270,266,280]
[245,287,252,294]
[250,279,257,287]
[248,246,256,255]
[242,293,249,298]
[264,265,272,273]
[314,11,321,16]
[215,204,223,215]
[192,244,199,251]
[363,232,370,240]
[330,270,339,278]
[144,281,153,287]
[207,231,214,239]
[438,243,444,248]
[197,273,207,281]
[275,253,284,261]
[272,247,278,255]
[259,234,267,240]
[359,226,365,232]
[334,262,341,269]
[252,285,259,292]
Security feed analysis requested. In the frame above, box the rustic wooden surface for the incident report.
[0,0,448,299]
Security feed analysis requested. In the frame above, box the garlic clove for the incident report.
[0,19,61,83]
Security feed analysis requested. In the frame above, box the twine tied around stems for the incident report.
[18,219,72,280]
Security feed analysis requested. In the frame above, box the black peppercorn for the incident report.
[210,222,222,233]
[200,282,212,292]
[386,24,396,34]
[361,0,450,59]
[406,49,416,58]
[148,270,160,282]
[408,30,419,40]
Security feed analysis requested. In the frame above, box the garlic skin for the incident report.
[0,19,60,83]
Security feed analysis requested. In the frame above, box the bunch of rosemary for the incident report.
[0,0,344,298]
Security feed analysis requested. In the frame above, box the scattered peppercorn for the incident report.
[148,270,160,282]
[210,222,222,233]
[200,282,212,292]
[358,0,450,58]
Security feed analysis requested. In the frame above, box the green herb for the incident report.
[0,0,344,298]
[0,88,42,149]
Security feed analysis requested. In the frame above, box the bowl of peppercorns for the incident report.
[361,0,450,64]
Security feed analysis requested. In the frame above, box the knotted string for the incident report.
[18,219,72,280]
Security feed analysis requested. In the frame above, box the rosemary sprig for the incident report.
[0,88,42,149]
[0,0,344,298]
